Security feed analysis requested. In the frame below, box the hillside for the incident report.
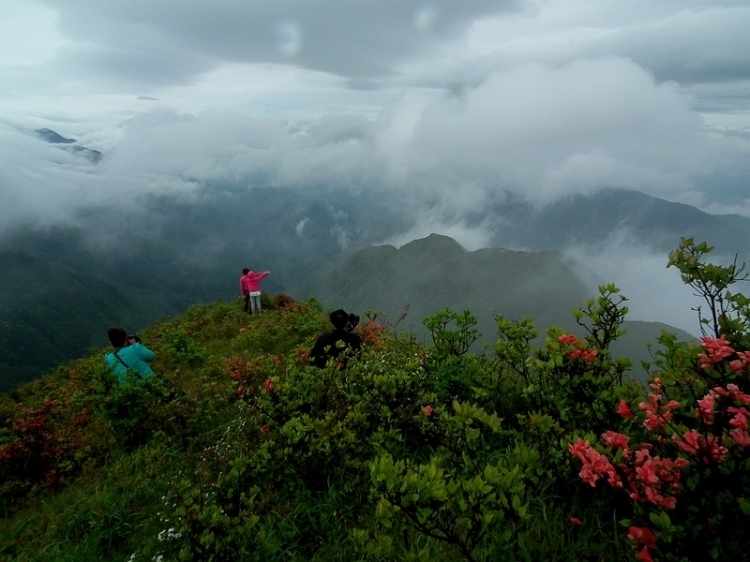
[1,262,747,561]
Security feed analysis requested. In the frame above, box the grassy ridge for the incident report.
[2,269,748,561]
[0,296,625,561]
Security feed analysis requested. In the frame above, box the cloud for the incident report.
[395,58,716,205]
[605,5,750,86]
[33,0,517,86]
[2,52,740,233]
[564,231,702,337]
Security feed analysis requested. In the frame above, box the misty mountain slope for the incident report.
[0,186,408,390]
[34,127,103,163]
[34,128,76,144]
[609,321,695,375]
[0,228,229,392]
[303,233,592,343]
[488,188,750,258]
[0,251,147,392]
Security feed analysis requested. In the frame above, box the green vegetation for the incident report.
[2,239,750,561]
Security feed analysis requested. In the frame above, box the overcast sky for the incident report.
[1,0,749,333]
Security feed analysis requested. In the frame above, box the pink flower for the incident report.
[715,384,750,404]
[237,385,245,396]
[569,438,589,457]
[696,392,717,425]
[730,359,745,373]
[558,334,577,344]
[634,547,654,562]
[261,424,270,433]
[628,526,657,549]
[422,405,434,416]
[731,351,750,373]
[675,429,701,455]
[699,335,735,365]
[676,430,728,462]
[581,349,598,363]
[730,428,750,447]
[728,407,749,430]
[602,431,630,450]
[569,517,583,526]
[705,436,729,462]
[617,400,635,420]
[640,395,670,430]
[230,372,242,381]
[568,438,619,488]
[264,378,274,392]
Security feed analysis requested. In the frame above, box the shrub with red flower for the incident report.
[571,314,750,560]
[226,355,254,382]
[361,320,384,345]
[557,334,599,364]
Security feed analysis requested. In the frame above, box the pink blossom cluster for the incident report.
[569,434,687,510]
[636,379,681,431]
[568,348,598,362]
[557,334,598,363]
[572,336,750,559]
[682,381,750,453]
[568,438,622,489]
[697,336,735,369]
[674,429,728,463]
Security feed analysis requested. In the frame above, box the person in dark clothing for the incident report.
[310,309,362,368]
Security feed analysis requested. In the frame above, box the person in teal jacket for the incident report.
[105,327,156,383]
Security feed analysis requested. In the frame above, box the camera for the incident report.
[347,314,360,331]
[127,333,141,344]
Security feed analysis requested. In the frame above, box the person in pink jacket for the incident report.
[240,268,270,315]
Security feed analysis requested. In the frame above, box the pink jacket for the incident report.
[241,271,269,294]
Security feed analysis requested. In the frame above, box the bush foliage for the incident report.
[2,239,749,561]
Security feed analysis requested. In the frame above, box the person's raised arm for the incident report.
[134,343,156,363]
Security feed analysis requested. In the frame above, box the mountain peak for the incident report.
[400,233,465,255]
[35,128,76,144]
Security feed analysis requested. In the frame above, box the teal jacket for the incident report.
[105,343,156,382]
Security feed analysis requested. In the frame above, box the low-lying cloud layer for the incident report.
[1,54,742,227]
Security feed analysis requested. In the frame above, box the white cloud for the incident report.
[1,1,749,234]
[565,232,702,337]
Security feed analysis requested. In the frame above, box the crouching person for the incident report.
[105,327,156,383]
[102,327,181,447]
[310,309,363,369]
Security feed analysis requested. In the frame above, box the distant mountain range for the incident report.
[4,176,745,391]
